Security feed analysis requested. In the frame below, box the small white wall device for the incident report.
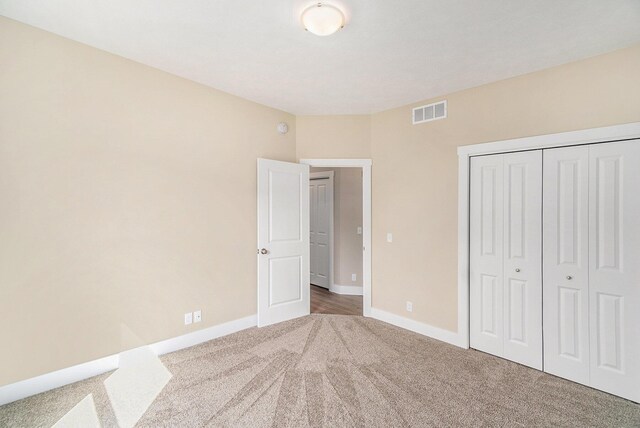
[277,122,289,134]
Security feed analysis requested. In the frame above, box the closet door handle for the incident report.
[566,275,573,280]
[515,268,520,273]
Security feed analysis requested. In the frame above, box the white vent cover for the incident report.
[412,100,447,124]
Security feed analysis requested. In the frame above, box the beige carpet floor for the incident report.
[1,314,639,427]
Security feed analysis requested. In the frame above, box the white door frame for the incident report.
[309,171,334,290]
[300,159,372,317]
[457,121,640,349]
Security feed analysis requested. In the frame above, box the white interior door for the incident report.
[470,151,542,369]
[588,140,640,402]
[502,151,542,369]
[257,159,310,327]
[309,176,332,289]
[543,146,590,385]
[470,154,505,358]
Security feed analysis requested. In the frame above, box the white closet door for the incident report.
[471,151,542,368]
[543,146,590,384]
[502,151,542,370]
[588,140,640,403]
[470,154,505,357]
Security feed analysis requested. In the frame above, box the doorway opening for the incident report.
[301,159,372,317]
[256,158,371,327]
[309,168,363,315]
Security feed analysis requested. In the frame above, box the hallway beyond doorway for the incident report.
[310,285,362,316]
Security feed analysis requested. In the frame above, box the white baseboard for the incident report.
[0,314,257,406]
[150,314,256,355]
[330,283,364,295]
[0,354,119,407]
[369,308,466,348]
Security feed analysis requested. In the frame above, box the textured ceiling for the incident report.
[1,1,640,114]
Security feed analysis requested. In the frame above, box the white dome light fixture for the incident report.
[301,3,345,36]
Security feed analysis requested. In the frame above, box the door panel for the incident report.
[258,159,310,327]
[470,155,504,357]
[480,274,499,335]
[471,151,542,368]
[269,256,302,305]
[502,151,542,369]
[543,146,590,384]
[309,177,332,288]
[589,141,640,402]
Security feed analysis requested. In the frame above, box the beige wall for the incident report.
[296,115,371,159]
[311,168,363,287]
[298,44,640,332]
[0,17,295,386]
[372,44,640,331]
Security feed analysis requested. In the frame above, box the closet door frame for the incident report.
[457,122,640,350]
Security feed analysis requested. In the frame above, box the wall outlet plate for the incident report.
[184,312,193,325]
[406,301,413,312]
[387,233,393,243]
[194,310,202,323]
[351,273,357,282]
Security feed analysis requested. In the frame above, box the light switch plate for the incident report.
[351,273,357,282]
[406,301,413,312]
[387,233,393,243]
[194,310,202,323]
[184,312,193,325]
[357,226,362,235]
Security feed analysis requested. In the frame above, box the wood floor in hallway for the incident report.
[310,285,362,316]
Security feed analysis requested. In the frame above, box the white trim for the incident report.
[457,122,640,156]
[330,284,364,296]
[309,171,335,291]
[457,121,640,351]
[0,314,257,406]
[457,154,470,349]
[362,164,372,317]
[309,171,335,180]
[149,314,256,355]
[300,159,372,317]
[300,159,372,168]
[0,354,119,407]
[370,308,465,348]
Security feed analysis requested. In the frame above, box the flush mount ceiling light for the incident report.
[301,3,345,36]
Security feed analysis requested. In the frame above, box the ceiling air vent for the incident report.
[412,100,447,125]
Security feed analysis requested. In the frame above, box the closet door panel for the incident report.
[503,150,542,370]
[470,155,504,357]
[543,146,590,385]
[589,140,640,403]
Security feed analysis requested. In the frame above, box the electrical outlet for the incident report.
[406,301,413,312]
[194,310,202,323]
[387,233,393,243]
[351,273,357,282]
[184,312,193,325]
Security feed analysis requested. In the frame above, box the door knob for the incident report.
[260,248,268,255]
[566,275,573,280]
[515,268,520,273]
